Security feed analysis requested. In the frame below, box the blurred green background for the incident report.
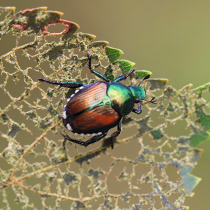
[1,0,210,209]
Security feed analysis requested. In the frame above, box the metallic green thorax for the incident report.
[129,85,146,102]
[107,83,134,116]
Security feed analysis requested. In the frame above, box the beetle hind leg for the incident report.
[39,78,84,89]
[60,132,107,147]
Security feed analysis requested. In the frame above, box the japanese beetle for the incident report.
[39,54,156,149]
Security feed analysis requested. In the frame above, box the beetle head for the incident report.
[129,85,146,102]
[129,75,157,104]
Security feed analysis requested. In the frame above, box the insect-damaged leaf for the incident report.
[0,6,209,210]
[134,70,152,79]
[8,124,21,137]
[180,165,201,195]
[195,103,210,129]
[193,82,210,98]
[150,129,164,140]
[147,78,168,90]
[188,131,210,147]
[114,59,135,73]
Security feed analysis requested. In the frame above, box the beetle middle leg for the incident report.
[60,132,107,147]
[87,54,109,82]
[109,121,122,149]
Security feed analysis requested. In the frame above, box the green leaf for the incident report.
[193,82,210,98]
[195,103,210,129]
[188,131,210,147]
[106,46,123,63]
[45,10,64,21]
[105,65,114,81]
[89,41,109,48]
[76,32,96,42]
[150,129,164,140]
[135,70,152,79]
[114,59,135,73]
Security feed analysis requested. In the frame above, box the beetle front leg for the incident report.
[39,78,84,89]
[132,102,142,114]
[113,69,135,82]
[60,132,107,147]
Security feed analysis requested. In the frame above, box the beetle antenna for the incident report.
[142,97,157,104]
[138,75,150,86]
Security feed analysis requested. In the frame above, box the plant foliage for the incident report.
[0,7,209,210]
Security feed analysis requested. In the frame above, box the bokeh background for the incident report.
[1,0,210,209]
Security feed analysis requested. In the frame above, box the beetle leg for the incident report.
[113,69,135,82]
[132,102,142,114]
[60,132,107,147]
[39,78,84,89]
[87,54,109,82]
[109,121,122,149]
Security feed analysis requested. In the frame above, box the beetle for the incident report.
[39,54,156,149]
